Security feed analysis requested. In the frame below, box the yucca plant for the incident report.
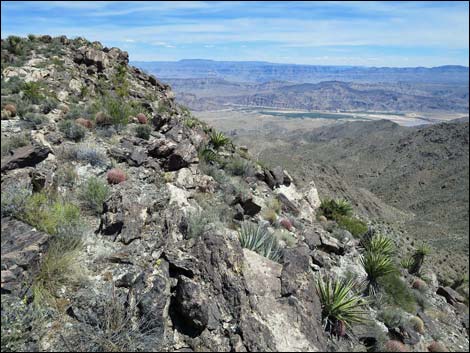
[316,276,367,335]
[409,243,431,275]
[319,198,353,220]
[361,251,397,295]
[238,222,282,262]
[400,256,414,272]
[364,234,395,256]
[209,131,231,150]
[198,147,219,164]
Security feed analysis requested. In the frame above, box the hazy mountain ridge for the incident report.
[132,60,469,84]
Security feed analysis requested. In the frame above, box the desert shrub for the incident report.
[107,168,127,184]
[274,229,297,247]
[112,64,129,98]
[361,251,397,295]
[184,117,199,128]
[20,192,81,236]
[54,164,78,187]
[1,297,45,352]
[1,76,24,94]
[261,207,277,224]
[135,124,151,140]
[378,307,406,328]
[59,120,86,141]
[32,232,83,306]
[378,274,418,313]
[336,215,368,237]
[22,112,45,126]
[41,97,58,114]
[364,233,395,256]
[80,177,109,214]
[316,276,367,335]
[199,161,229,185]
[1,133,30,156]
[383,340,410,352]
[1,184,31,217]
[224,157,256,177]
[319,198,353,220]
[22,81,46,104]
[409,316,425,334]
[60,144,107,167]
[185,208,219,239]
[238,222,282,262]
[96,95,135,126]
[209,131,231,150]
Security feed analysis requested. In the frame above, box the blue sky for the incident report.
[1,1,468,67]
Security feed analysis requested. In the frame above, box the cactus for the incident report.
[107,168,127,184]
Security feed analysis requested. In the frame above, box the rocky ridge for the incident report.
[1,35,469,352]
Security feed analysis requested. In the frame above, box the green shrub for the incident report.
[361,251,397,295]
[319,198,353,220]
[1,184,31,217]
[135,124,151,140]
[60,144,107,166]
[112,64,129,98]
[274,229,297,247]
[378,307,406,328]
[22,81,46,104]
[54,164,78,187]
[186,208,218,239]
[32,233,83,306]
[378,274,418,313]
[80,177,109,214]
[400,256,414,271]
[1,133,30,156]
[238,222,282,262]
[224,157,256,177]
[20,192,81,236]
[22,112,46,126]
[59,120,86,141]
[316,276,367,334]
[1,76,24,95]
[209,131,231,150]
[92,95,137,126]
[184,117,199,128]
[337,215,368,238]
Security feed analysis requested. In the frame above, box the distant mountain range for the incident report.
[132,59,469,84]
[154,78,470,112]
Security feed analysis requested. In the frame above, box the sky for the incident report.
[1,1,469,67]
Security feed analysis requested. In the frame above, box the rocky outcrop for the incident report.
[1,143,51,172]
[1,218,50,295]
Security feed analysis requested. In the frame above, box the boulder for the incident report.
[1,143,51,172]
[165,143,197,172]
[1,218,50,294]
[437,286,465,305]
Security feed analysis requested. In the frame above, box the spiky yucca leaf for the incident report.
[209,131,231,149]
[364,234,395,256]
[400,256,414,271]
[316,276,367,330]
[238,222,282,262]
[198,147,219,163]
[335,199,353,217]
[361,251,397,294]
[415,243,431,257]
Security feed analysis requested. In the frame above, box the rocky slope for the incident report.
[1,35,469,352]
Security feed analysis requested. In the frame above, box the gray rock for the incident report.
[437,286,465,305]
[1,143,51,172]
